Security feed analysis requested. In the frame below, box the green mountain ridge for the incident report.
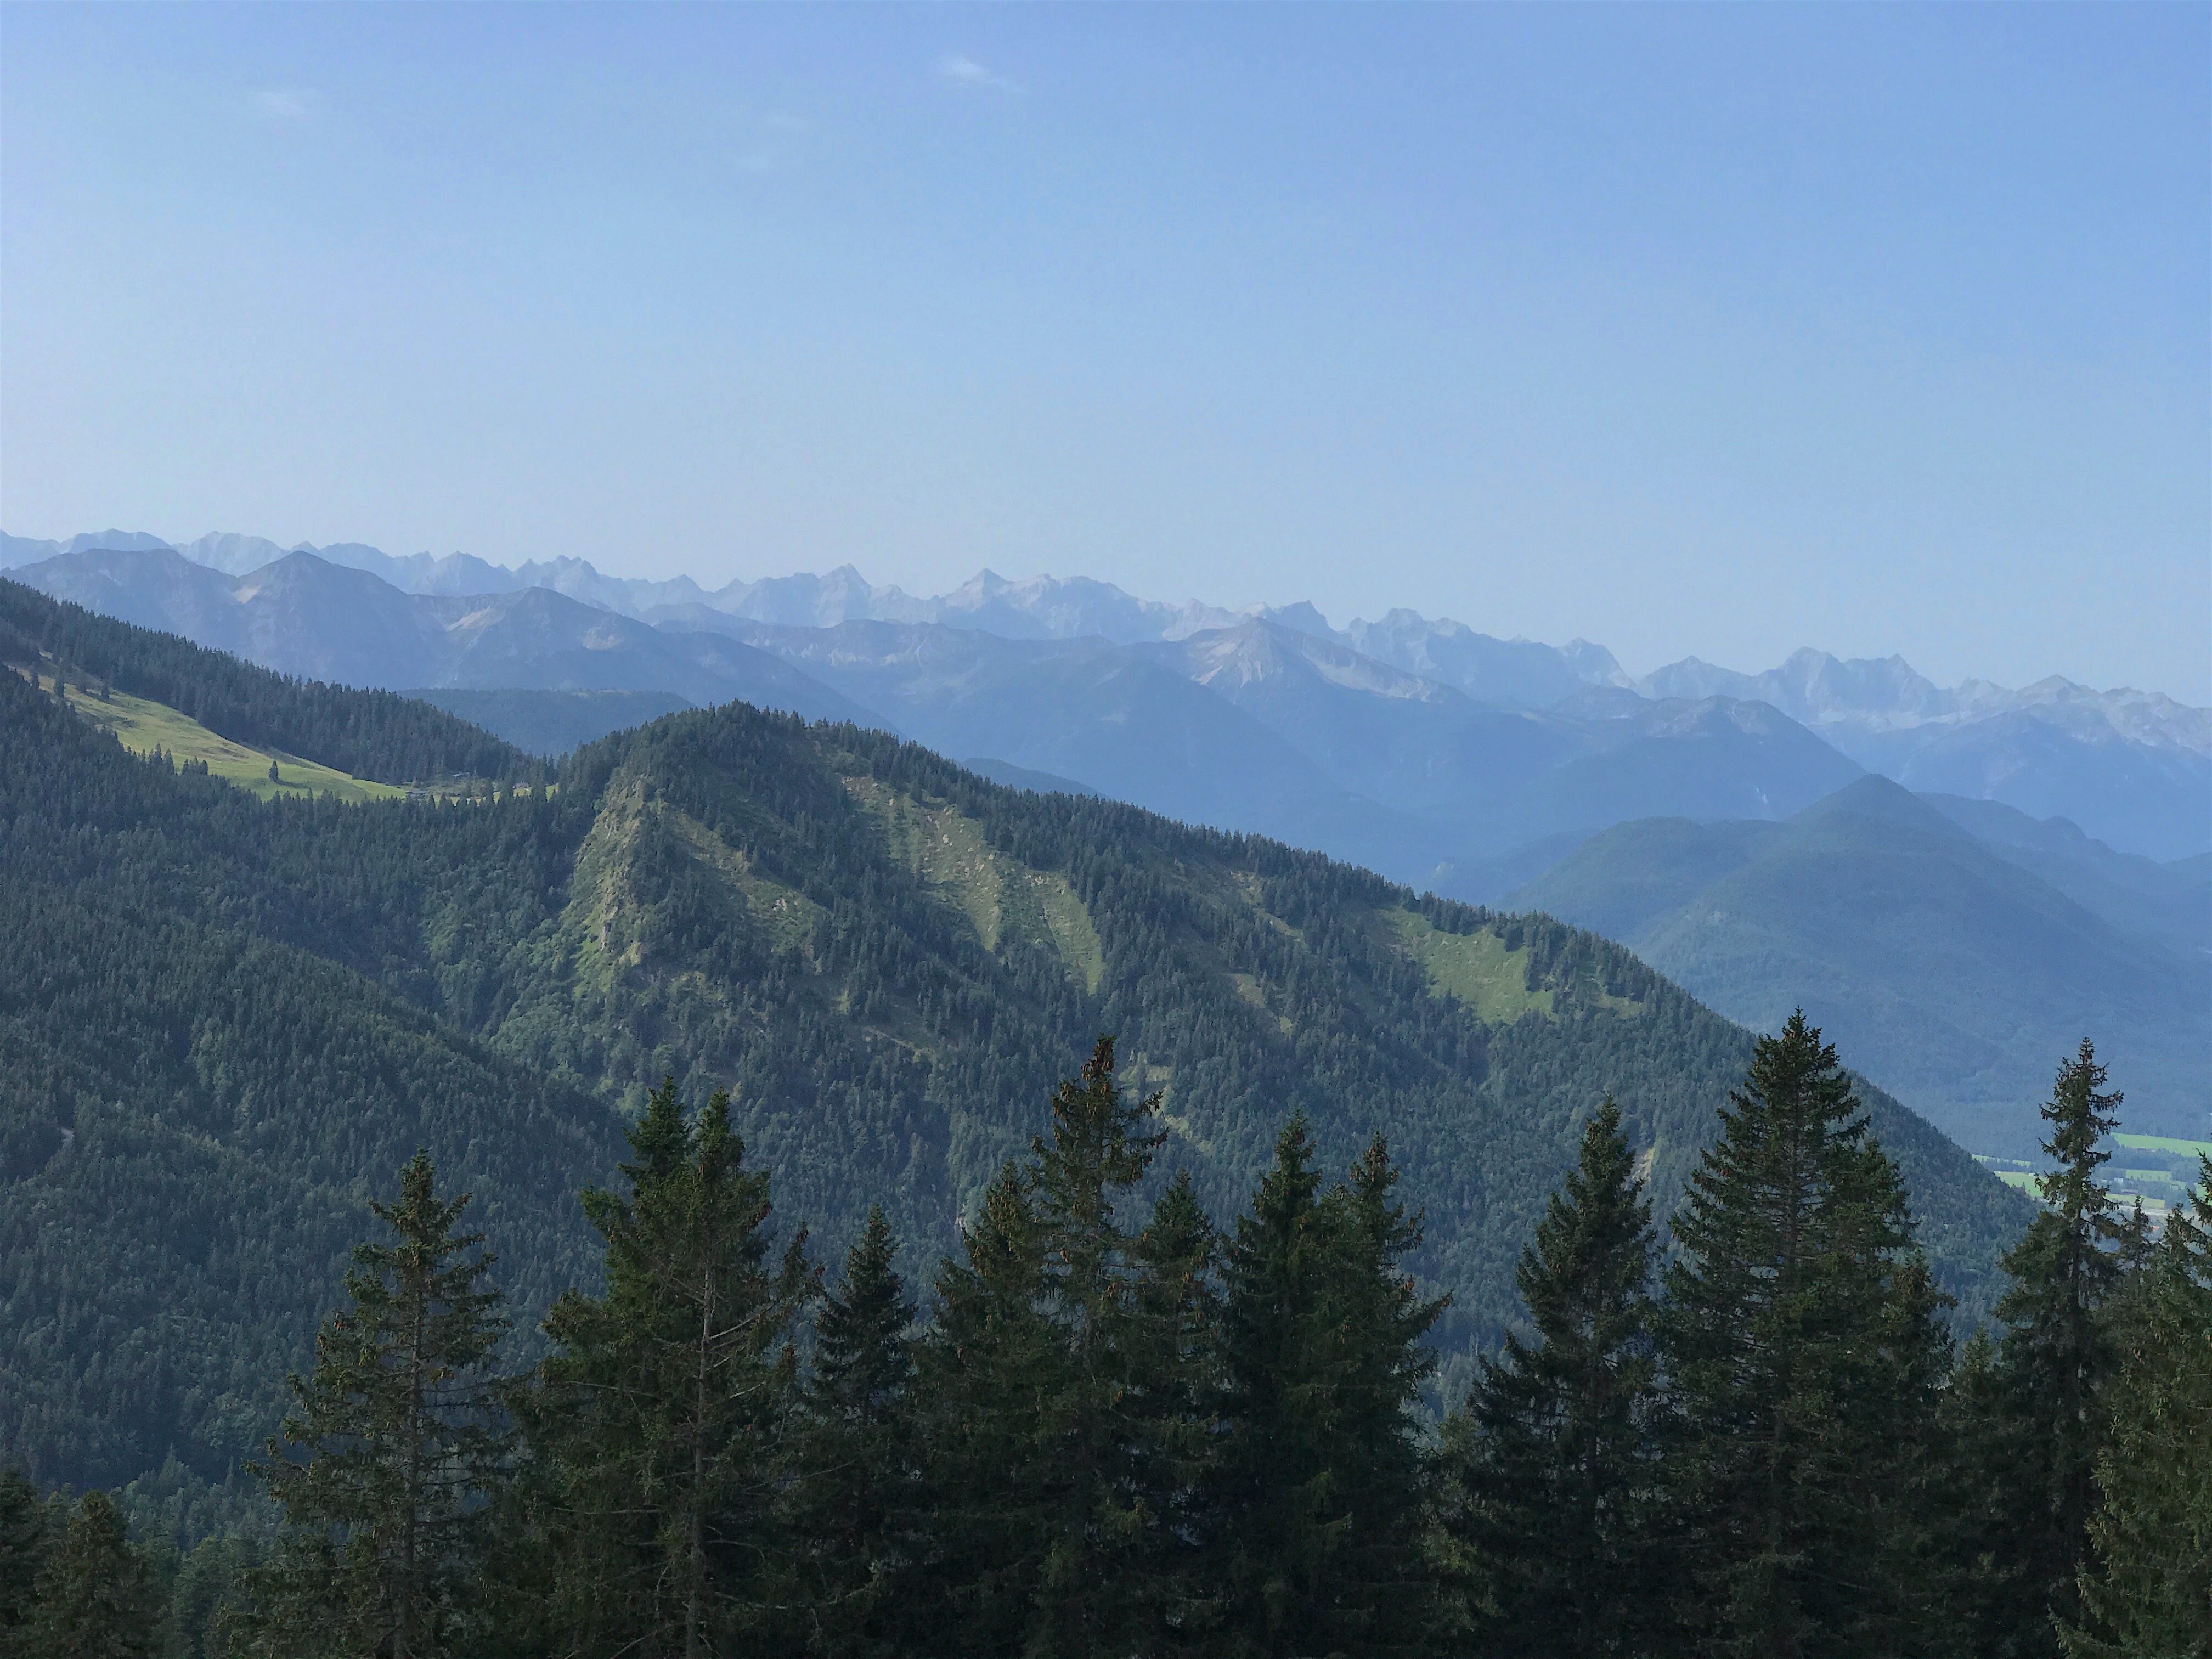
[1918,789,2211,960]
[0,589,2032,1520]
[1509,775,2211,1156]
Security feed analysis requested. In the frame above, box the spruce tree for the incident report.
[242,1150,508,1659]
[1212,1119,1448,1658]
[20,1490,162,1659]
[1455,1098,1662,1657]
[1660,1012,1957,1658]
[794,1205,919,1658]
[1941,1325,2024,1650]
[1025,1034,1170,1659]
[165,1533,259,1659]
[1212,1113,1334,1656]
[1126,1169,1225,1653]
[0,1469,50,1639]
[910,1159,1058,1657]
[1973,1041,2127,1655]
[2059,1156,2212,1659]
[1330,1135,1454,1651]
[511,1078,816,1659]
[912,1036,1187,1659]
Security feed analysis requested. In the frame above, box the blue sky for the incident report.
[2,4,2205,697]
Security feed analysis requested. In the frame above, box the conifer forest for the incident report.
[5,3,2210,1650]
[6,1028,2209,1657]
[2,590,2207,1655]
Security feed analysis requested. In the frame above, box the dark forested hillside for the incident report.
[0,577,537,786]
[0,617,2032,1519]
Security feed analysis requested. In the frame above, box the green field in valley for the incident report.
[1976,1132,2205,1224]
[2115,1132,2212,1158]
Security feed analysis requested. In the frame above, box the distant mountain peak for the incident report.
[1261,600,1338,640]
[1639,648,2207,758]
[8,520,2202,773]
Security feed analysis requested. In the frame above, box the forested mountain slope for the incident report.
[0,678,628,1517]
[1922,791,2212,960]
[1510,776,2211,1155]
[0,577,536,786]
[0,605,2031,1514]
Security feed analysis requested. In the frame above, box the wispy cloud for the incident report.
[251,88,321,121]
[934,53,1019,93]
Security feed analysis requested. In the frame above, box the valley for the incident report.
[1509,777,2212,1155]
[6,16,2203,1647]
[0,581,2033,1521]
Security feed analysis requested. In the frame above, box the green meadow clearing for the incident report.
[38,672,407,803]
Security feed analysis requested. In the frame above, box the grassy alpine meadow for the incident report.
[34,669,408,803]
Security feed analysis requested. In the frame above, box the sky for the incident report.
[2,5,2207,699]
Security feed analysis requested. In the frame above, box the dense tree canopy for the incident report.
[5,1034,2188,1659]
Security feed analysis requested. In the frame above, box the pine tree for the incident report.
[912,1036,1185,1659]
[241,1150,508,1659]
[2059,1156,2212,1659]
[20,1490,162,1659]
[1659,1012,1957,1658]
[910,1159,1058,1657]
[1212,1118,1448,1658]
[511,1078,816,1659]
[1454,1098,1662,1657]
[1126,1169,1225,1654]
[794,1205,919,1658]
[0,1469,50,1639]
[1025,1034,1170,1659]
[1972,1041,2127,1655]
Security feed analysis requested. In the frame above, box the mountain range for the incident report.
[0,580,2032,1513]
[1640,650,2211,859]
[8,531,2205,1155]
[12,531,2200,852]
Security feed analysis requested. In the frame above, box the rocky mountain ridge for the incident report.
[5,526,2192,742]
[8,528,2207,861]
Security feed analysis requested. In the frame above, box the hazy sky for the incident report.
[3,5,2206,697]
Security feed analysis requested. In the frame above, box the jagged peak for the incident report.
[9,524,2198,721]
